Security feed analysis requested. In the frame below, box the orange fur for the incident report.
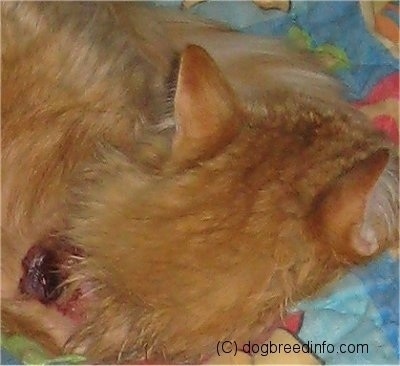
[1,2,398,364]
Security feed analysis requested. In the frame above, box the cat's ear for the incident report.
[170,45,241,166]
[309,149,397,263]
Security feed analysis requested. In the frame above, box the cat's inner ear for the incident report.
[309,149,398,262]
[170,44,241,166]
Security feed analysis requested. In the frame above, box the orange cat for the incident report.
[1,2,398,364]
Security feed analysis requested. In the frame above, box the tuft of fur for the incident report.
[2,2,398,364]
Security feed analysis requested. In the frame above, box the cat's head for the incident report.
[68,45,398,362]
[117,45,398,265]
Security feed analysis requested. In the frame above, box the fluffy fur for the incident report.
[1,2,398,364]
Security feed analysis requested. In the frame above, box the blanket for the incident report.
[2,1,398,364]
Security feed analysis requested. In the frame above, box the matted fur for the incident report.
[1,2,398,364]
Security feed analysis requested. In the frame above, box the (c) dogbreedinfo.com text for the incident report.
[216,340,369,357]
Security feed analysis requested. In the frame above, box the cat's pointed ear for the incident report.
[309,149,397,263]
[170,45,240,166]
